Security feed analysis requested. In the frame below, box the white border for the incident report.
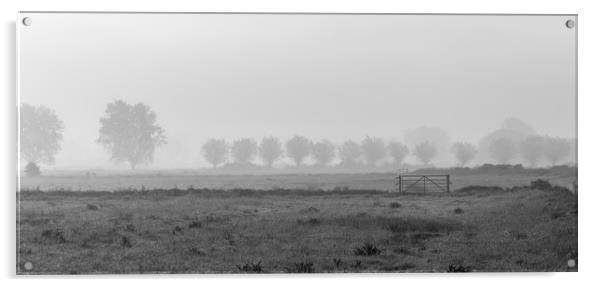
[2,0,602,286]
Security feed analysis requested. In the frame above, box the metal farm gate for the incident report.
[395,174,450,193]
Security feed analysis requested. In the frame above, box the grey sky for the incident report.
[19,13,577,169]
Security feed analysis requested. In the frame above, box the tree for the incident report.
[489,137,516,164]
[97,100,165,169]
[202,139,228,168]
[404,126,450,155]
[231,138,257,164]
[388,141,409,166]
[339,140,361,166]
[20,103,64,175]
[543,137,571,165]
[24,162,41,177]
[413,141,438,165]
[311,139,336,166]
[286,136,311,167]
[479,118,535,164]
[258,137,283,167]
[519,136,545,166]
[451,142,477,167]
[361,137,386,166]
[501,118,536,135]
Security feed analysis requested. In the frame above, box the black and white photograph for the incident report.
[16,12,577,274]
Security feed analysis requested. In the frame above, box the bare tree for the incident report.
[388,141,409,166]
[97,100,165,170]
[361,137,386,166]
[543,137,571,165]
[202,139,228,168]
[20,104,64,175]
[413,141,438,165]
[339,140,361,166]
[258,137,283,167]
[519,136,545,167]
[489,137,516,164]
[286,136,311,167]
[311,139,336,166]
[451,142,477,167]
[231,138,257,164]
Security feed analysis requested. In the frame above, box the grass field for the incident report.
[19,169,577,192]
[17,175,577,273]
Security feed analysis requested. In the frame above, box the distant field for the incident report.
[19,171,577,192]
[17,187,577,273]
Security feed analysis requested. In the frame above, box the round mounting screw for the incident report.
[24,261,33,270]
[567,259,576,268]
[22,17,32,26]
[565,19,575,29]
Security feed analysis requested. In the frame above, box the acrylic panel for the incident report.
[17,12,577,274]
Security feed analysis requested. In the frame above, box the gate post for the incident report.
[446,175,450,192]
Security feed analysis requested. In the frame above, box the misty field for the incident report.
[17,171,577,274]
[19,166,577,192]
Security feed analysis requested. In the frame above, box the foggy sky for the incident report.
[18,13,577,169]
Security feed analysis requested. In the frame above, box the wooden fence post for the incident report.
[446,175,450,192]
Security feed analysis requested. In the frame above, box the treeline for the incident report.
[488,136,571,166]
[202,136,411,168]
[19,100,574,175]
[200,135,572,169]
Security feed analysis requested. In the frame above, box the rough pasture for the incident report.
[17,182,577,274]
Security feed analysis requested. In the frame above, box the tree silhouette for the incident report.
[501,118,535,135]
[286,136,311,167]
[20,103,64,175]
[339,140,361,166]
[543,137,570,165]
[519,136,545,166]
[388,141,409,166]
[404,126,450,156]
[231,138,257,164]
[311,139,336,166]
[24,162,41,177]
[489,137,516,164]
[413,141,438,165]
[451,142,477,167]
[479,118,535,164]
[97,100,165,169]
[258,137,283,167]
[202,139,228,168]
[361,137,386,166]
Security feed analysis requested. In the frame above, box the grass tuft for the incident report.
[287,261,314,273]
[40,228,66,244]
[385,217,459,234]
[389,202,402,208]
[447,264,472,272]
[297,217,321,226]
[353,242,382,256]
[86,203,101,210]
[332,258,343,269]
[121,236,132,248]
[236,261,263,273]
[189,247,205,256]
